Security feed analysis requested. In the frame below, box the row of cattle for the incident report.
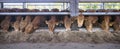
[0,8,120,35]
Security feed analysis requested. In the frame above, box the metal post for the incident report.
[100,2,104,9]
[70,0,79,17]
[103,3,104,9]
[0,3,1,8]
[63,3,65,10]
[1,2,3,8]
[23,2,27,8]
[70,0,79,30]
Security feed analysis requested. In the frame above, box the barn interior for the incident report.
[0,0,120,49]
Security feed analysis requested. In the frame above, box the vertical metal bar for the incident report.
[23,2,27,8]
[90,3,92,9]
[63,3,65,10]
[0,3,1,9]
[1,2,3,8]
[70,0,79,17]
[103,3,104,9]
[100,3,104,9]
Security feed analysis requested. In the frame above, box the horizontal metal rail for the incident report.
[0,12,119,15]
[0,0,120,3]
[0,12,70,15]
[81,12,120,15]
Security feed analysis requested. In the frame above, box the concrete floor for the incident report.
[0,43,120,49]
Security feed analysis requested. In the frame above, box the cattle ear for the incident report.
[45,20,48,24]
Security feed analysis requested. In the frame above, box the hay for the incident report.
[0,31,120,43]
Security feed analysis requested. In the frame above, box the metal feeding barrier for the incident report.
[0,12,119,15]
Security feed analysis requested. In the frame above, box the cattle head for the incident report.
[77,9,84,27]
[84,16,93,32]
[19,17,25,32]
[84,9,98,32]
[101,16,111,32]
[0,16,11,32]
[108,9,120,32]
[77,15,84,27]
[84,16,98,32]
[63,16,73,31]
[32,16,45,30]
[45,16,59,33]
[12,16,22,32]
[13,21,20,31]
[20,16,32,32]
[24,22,34,34]
[45,8,59,33]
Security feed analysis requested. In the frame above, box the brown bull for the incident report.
[19,9,38,32]
[112,16,120,32]
[97,9,111,32]
[20,16,32,32]
[24,16,46,34]
[13,16,22,31]
[61,10,73,31]
[45,8,59,35]
[84,9,98,32]
[77,9,84,27]
[24,9,47,34]
[109,9,120,32]
[85,16,98,32]
[100,9,120,32]
[45,16,59,34]
[63,16,73,31]
[0,16,12,32]
[101,16,111,32]
[11,8,23,31]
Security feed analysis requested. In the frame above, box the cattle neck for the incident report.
[25,16,32,21]
[16,16,22,21]
[115,16,120,22]
[5,16,11,20]
[64,16,70,19]
[50,16,56,20]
